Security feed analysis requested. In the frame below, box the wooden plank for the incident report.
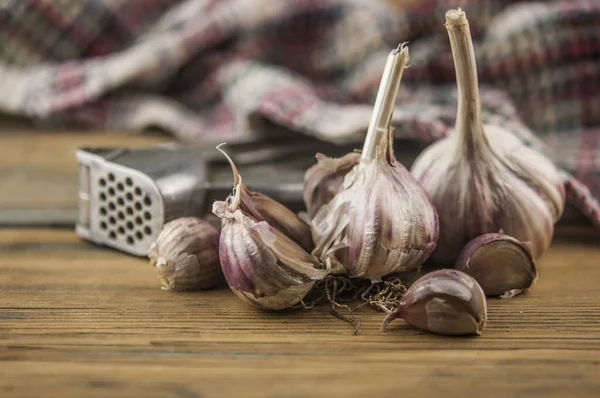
[0,228,599,398]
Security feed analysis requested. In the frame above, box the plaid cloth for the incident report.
[0,0,598,229]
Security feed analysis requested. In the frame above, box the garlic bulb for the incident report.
[455,231,536,298]
[382,269,487,336]
[212,147,327,310]
[303,152,360,218]
[410,9,565,264]
[310,45,439,280]
[148,217,223,291]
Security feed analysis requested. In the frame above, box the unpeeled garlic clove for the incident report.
[410,9,565,265]
[303,152,361,218]
[218,145,314,253]
[310,45,439,279]
[455,231,536,298]
[148,217,223,291]
[212,146,327,310]
[382,269,487,336]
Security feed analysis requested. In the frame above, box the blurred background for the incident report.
[0,0,598,229]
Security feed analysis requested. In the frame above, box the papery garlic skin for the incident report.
[410,9,565,264]
[311,45,438,280]
[214,201,326,310]
[148,217,223,291]
[303,152,361,218]
[382,269,487,336]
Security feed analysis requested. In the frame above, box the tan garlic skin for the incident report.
[148,217,223,291]
[410,9,565,265]
[382,269,487,336]
[213,202,327,310]
[303,152,361,218]
[311,128,439,279]
[455,232,537,298]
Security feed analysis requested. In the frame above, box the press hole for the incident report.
[117,211,125,220]
[125,177,133,186]
[117,197,125,206]
[135,187,142,196]
[144,226,152,235]
[99,192,107,201]
[144,196,152,206]
[99,207,107,216]
[108,173,115,182]
[108,202,116,211]
[126,207,134,215]
[136,231,143,240]
[117,182,124,191]
[127,236,134,245]
[126,221,134,230]
[135,216,143,225]
[100,221,107,230]
[118,226,125,234]
[144,211,152,221]
[99,178,106,187]
[135,202,142,211]
[126,192,133,201]
[109,216,116,225]
[108,187,115,196]
[109,231,117,240]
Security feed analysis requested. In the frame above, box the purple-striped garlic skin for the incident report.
[410,9,564,266]
[303,152,361,219]
[148,217,223,291]
[311,127,439,280]
[382,269,487,336]
[455,232,536,298]
[213,200,326,311]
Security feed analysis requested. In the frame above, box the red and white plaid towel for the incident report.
[0,0,598,229]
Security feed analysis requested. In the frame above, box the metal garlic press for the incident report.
[74,140,339,256]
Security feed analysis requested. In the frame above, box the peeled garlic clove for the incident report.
[382,269,487,336]
[311,45,439,279]
[213,201,327,310]
[148,217,223,291]
[410,9,565,265]
[303,152,361,218]
[218,145,314,253]
[455,232,536,298]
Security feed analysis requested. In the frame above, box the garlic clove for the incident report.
[218,144,314,253]
[382,269,487,336]
[310,45,439,280]
[410,9,565,265]
[148,217,223,291]
[303,152,361,218]
[213,201,327,310]
[455,231,537,298]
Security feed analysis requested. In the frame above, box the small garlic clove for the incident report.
[213,201,327,310]
[303,152,361,218]
[218,144,314,253]
[455,232,536,298]
[148,217,223,291]
[382,269,487,336]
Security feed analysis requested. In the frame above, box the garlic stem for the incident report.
[362,44,409,161]
[445,9,489,155]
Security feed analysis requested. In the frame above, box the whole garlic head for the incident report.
[311,45,439,280]
[411,9,564,263]
[148,217,223,291]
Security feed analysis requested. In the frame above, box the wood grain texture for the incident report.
[0,227,599,398]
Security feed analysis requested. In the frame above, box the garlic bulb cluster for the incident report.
[455,231,536,298]
[410,9,565,264]
[148,217,223,291]
[309,45,438,280]
[382,269,487,336]
[213,147,327,310]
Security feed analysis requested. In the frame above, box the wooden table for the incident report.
[1,132,599,398]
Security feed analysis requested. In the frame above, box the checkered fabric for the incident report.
[0,0,597,228]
